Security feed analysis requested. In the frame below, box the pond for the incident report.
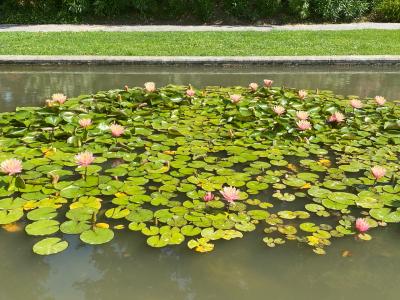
[1,64,400,300]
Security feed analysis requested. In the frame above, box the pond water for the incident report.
[1,64,400,300]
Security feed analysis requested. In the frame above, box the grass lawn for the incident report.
[0,30,399,56]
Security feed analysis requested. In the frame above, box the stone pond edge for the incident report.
[1,55,400,66]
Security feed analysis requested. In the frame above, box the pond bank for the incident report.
[1,55,400,66]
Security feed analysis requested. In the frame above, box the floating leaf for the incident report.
[80,228,114,245]
[33,238,68,255]
[25,220,60,236]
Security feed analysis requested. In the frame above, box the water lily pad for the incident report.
[328,192,358,205]
[60,220,91,234]
[33,237,68,255]
[126,208,153,222]
[80,228,114,245]
[0,209,24,224]
[300,222,319,232]
[25,219,60,236]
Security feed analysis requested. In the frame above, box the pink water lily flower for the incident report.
[220,186,240,203]
[296,120,312,131]
[350,99,363,109]
[375,96,386,106]
[371,166,386,180]
[203,192,214,202]
[273,105,285,116]
[45,99,55,107]
[249,82,259,91]
[110,124,125,137]
[298,90,307,100]
[355,218,370,233]
[296,111,309,120]
[328,112,345,123]
[52,93,67,104]
[0,158,23,176]
[264,79,273,88]
[230,94,242,104]
[79,118,92,128]
[75,151,95,167]
[144,82,156,93]
[186,89,195,97]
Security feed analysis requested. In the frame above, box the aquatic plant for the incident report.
[79,118,92,129]
[355,218,370,233]
[230,94,242,104]
[109,124,125,137]
[203,192,214,202]
[220,186,240,204]
[0,159,22,176]
[0,82,399,256]
[296,111,309,120]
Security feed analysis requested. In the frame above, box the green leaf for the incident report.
[80,228,114,245]
[25,220,60,236]
[33,238,68,255]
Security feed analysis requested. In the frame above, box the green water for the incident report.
[0,64,400,300]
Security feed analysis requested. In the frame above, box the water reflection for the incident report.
[6,227,395,300]
[1,65,400,112]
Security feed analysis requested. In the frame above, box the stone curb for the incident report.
[1,55,400,66]
[1,23,400,32]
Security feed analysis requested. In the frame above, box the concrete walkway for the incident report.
[1,22,400,32]
[1,55,400,65]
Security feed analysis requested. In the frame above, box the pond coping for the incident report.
[1,55,400,66]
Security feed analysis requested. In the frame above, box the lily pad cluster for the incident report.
[0,82,399,255]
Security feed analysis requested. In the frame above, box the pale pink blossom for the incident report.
[230,94,242,104]
[296,111,309,120]
[144,82,156,93]
[296,120,312,131]
[79,118,92,128]
[52,93,67,104]
[75,151,95,167]
[350,99,363,109]
[220,186,240,203]
[110,124,125,137]
[375,96,386,106]
[298,90,307,100]
[124,85,129,91]
[249,82,259,91]
[45,99,55,107]
[263,79,273,88]
[186,89,195,97]
[273,105,285,116]
[328,112,345,123]
[203,192,214,202]
[0,159,23,176]
[355,218,370,233]
[371,166,386,180]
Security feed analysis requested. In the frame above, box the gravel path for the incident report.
[1,22,400,32]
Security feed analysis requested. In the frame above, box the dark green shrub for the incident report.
[256,0,284,18]
[374,0,400,21]
[191,0,215,22]
[310,0,372,22]
[0,0,379,23]
[221,0,284,21]
[287,0,310,19]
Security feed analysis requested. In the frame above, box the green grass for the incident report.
[0,30,399,56]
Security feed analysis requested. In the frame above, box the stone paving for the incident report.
[0,22,400,32]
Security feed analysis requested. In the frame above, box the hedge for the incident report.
[0,0,398,24]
